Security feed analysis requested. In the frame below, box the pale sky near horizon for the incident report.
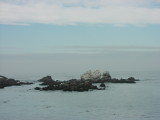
[0,0,160,77]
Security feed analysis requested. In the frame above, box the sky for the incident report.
[0,0,160,78]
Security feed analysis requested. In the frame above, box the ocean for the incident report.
[0,71,160,120]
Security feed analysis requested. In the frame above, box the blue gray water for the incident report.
[0,71,160,120]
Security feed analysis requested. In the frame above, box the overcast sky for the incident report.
[0,0,160,78]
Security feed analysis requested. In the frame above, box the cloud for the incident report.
[1,45,160,54]
[49,45,160,54]
[65,45,160,49]
[0,0,160,25]
[63,45,160,49]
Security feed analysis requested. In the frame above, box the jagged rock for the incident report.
[38,76,53,82]
[35,77,99,92]
[38,76,55,85]
[0,75,33,89]
[35,74,139,92]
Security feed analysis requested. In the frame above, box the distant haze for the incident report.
[0,0,160,78]
[0,50,160,78]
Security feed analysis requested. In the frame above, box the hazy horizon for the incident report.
[0,0,160,78]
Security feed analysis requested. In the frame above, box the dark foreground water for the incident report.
[0,71,160,120]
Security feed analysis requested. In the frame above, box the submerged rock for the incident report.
[35,87,41,90]
[100,83,106,87]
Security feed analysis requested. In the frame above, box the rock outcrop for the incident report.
[1,71,139,91]
[36,78,98,92]
[0,75,33,89]
[38,76,53,82]
[35,74,139,92]
[106,77,137,83]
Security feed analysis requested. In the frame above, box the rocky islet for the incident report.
[35,74,139,92]
[0,72,139,91]
[0,75,33,89]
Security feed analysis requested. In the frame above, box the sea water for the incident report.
[0,71,160,120]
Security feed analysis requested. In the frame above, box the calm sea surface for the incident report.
[0,71,160,120]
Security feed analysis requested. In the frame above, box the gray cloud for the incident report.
[63,45,160,49]
[56,45,160,54]
[0,0,160,25]
[1,45,160,54]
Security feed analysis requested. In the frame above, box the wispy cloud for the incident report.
[63,45,160,49]
[50,45,160,54]
[1,45,160,54]
[0,0,160,25]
